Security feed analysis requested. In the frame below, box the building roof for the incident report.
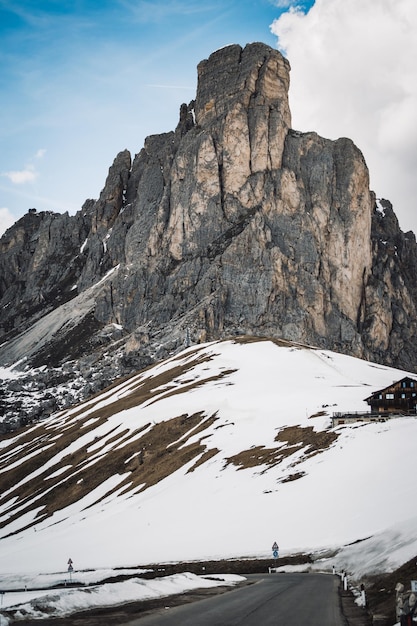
[364,376,417,402]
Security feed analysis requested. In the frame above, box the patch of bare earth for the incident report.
[225,425,338,478]
[0,352,233,535]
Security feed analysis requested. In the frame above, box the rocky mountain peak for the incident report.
[196,43,290,145]
[1,42,417,429]
[90,148,131,235]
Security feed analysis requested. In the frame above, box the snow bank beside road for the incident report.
[0,572,244,622]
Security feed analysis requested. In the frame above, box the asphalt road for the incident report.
[125,573,346,626]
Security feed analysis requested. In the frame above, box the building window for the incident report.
[411,381,415,388]
[402,381,407,388]
[401,393,406,398]
[386,393,394,399]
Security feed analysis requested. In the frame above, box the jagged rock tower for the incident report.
[1,43,417,423]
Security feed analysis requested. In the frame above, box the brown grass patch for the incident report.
[225,425,338,478]
[308,410,327,419]
[280,471,306,482]
[187,448,220,473]
[0,412,220,536]
[226,445,278,471]
[147,370,237,406]
[275,425,338,451]
[0,350,233,535]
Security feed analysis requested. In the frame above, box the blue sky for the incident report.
[1,0,416,235]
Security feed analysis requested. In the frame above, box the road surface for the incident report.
[125,572,345,626]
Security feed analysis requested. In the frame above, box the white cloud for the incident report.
[3,166,37,184]
[0,207,17,236]
[270,0,417,233]
[2,149,45,186]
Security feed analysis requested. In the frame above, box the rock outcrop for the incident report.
[364,199,417,369]
[1,42,417,427]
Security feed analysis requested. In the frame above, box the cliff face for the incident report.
[1,42,417,425]
[364,199,417,369]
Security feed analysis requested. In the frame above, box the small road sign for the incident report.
[272,542,279,551]
[67,558,74,582]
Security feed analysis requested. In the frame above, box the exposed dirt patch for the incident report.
[309,410,327,419]
[280,471,306,482]
[117,412,220,496]
[0,350,234,535]
[0,412,220,536]
[187,447,220,472]
[276,424,338,451]
[226,444,284,471]
[225,425,338,476]
[146,370,237,406]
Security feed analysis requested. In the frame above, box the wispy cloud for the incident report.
[0,1,47,28]
[1,1,95,32]
[2,148,46,185]
[118,0,221,23]
[3,167,37,184]
[270,0,312,10]
[272,0,299,7]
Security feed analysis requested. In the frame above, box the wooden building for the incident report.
[364,377,417,414]
[332,377,417,426]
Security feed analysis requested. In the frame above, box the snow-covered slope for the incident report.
[1,338,416,578]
